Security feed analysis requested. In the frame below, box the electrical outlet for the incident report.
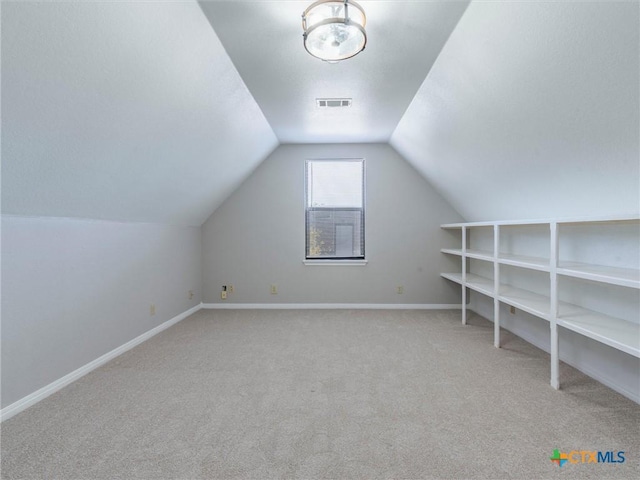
[510,306,516,314]
[221,291,227,300]
[270,284,278,295]
[188,290,194,300]
[150,304,156,316]
[228,285,234,293]
[397,286,404,294]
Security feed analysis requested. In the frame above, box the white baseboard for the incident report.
[201,303,462,310]
[563,359,640,404]
[467,304,640,404]
[0,303,202,423]
[496,318,640,404]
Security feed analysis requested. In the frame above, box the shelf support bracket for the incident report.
[462,226,467,325]
[493,224,500,348]
[550,221,560,389]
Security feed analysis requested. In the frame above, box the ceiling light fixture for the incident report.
[302,0,367,62]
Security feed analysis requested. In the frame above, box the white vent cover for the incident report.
[316,98,352,108]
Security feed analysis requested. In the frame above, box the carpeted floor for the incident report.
[1,309,639,479]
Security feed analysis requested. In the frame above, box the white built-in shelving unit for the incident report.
[440,215,640,390]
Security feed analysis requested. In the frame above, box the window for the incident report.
[305,159,365,260]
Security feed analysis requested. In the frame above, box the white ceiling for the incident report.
[199,0,470,144]
[2,0,637,225]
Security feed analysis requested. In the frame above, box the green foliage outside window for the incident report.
[308,226,328,256]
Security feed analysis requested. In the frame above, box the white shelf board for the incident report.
[441,248,463,256]
[466,249,494,261]
[442,220,542,228]
[498,253,550,272]
[557,262,640,289]
[498,285,550,321]
[557,216,640,226]
[466,274,494,297]
[441,272,463,285]
[442,215,639,229]
[440,272,494,298]
[557,303,640,358]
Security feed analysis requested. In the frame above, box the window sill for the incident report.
[303,259,368,266]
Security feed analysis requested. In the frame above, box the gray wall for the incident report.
[202,143,464,304]
[1,215,202,408]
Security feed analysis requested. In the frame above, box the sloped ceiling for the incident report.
[1,1,278,226]
[391,0,640,221]
[199,0,470,143]
[2,1,638,226]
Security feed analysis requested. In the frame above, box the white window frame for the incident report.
[303,158,367,265]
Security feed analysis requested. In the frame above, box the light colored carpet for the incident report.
[1,309,639,479]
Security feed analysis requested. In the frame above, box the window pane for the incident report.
[307,160,363,208]
[307,209,363,257]
[305,159,364,259]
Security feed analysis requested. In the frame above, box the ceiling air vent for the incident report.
[316,98,352,108]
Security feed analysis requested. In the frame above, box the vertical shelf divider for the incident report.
[461,226,467,325]
[493,225,500,348]
[549,221,560,389]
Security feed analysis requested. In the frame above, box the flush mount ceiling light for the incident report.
[302,0,367,62]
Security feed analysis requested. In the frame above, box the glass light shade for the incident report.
[302,0,367,62]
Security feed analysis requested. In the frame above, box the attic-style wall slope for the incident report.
[1,1,278,226]
[199,0,470,144]
[391,1,639,222]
